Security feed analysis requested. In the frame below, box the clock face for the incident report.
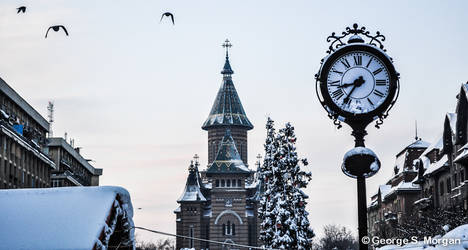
[326,51,390,114]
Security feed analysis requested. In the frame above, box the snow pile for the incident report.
[376,224,468,249]
[0,186,135,250]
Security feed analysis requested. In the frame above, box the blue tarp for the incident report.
[13,124,23,135]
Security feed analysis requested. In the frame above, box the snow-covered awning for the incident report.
[0,186,135,249]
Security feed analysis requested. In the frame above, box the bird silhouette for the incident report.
[160,12,175,25]
[45,25,69,38]
[17,6,26,14]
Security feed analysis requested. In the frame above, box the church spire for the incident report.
[202,39,253,130]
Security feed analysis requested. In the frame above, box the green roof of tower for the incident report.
[202,47,253,130]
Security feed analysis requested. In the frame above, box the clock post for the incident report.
[315,24,400,250]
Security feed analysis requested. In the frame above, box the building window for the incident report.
[221,179,225,187]
[226,179,231,187]
[227,221,231,235]
[223,221,235,236]
[454,173,458,186]
[215,179,219,187]
[461,170,465,182]
[238,179,242,187]
[189,226,194,248]
[231,179,236,187]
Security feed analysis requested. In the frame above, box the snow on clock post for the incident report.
[315,23,400,250]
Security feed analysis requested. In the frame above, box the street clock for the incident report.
[316,24,399,129]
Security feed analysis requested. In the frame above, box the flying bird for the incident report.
[17,6,26,14]
[160,12,175,25]
[45,25,69,38]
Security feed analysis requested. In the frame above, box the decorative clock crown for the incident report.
[326,23,387,54]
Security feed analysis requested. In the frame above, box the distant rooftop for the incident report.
[48,137,102,176]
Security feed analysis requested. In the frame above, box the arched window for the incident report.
[221,179,225,187]
[232,223,236,235]
[231,179,236,187]
[215,179,220,187]
[222,224,226,235]
[227,221,231,235]
[226,179,231,187]
[237,179,242,187]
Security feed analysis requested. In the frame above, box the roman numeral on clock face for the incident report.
[367,98,374,106]
[332,89,344,99]
[366,57,373,68]
[354,55,362,66]
[373,68,383,75]
[332,69,343,75]
[344,98,352,105]
[328,80,340,86]
[341,59,351,69]
[376,79,387,85]
[374,90,385,97]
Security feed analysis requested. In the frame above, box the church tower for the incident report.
[176,40,260,250]
[202,39,253,165]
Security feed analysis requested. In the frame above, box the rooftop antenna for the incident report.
[64,132,67,141]
[47,101,54,138]
[415,120,419,141]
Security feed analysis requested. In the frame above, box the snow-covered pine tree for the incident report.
[258,119,314,249]
[258,117,277,247]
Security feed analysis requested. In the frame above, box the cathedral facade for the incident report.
[175,43,261,250]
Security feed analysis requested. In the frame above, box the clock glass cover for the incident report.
[326,51,390,114]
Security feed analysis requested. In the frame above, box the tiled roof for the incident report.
[206,130,250,174]
[202,55,253,130]
[177,162,207,202]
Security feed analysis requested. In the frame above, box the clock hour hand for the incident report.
[343,76,365,103]
[338,83,356,88]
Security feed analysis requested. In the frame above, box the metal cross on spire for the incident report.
[222,39,232,57]
[193,154,199,165]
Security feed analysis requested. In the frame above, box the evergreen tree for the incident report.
[258,117,277,247]
[258,118,314,249]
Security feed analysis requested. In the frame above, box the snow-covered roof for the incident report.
[379,185,392,198]
[0,186,135,249]
[419,155,431,170]
[384,181,421,199]
[424,155,449,176]
[420,135,443,157]
[447,112,457,134]
[206,130,250,174]
[396,139,430,158]
[178,162,207,202]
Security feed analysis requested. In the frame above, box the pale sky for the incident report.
[0,0,467,243]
